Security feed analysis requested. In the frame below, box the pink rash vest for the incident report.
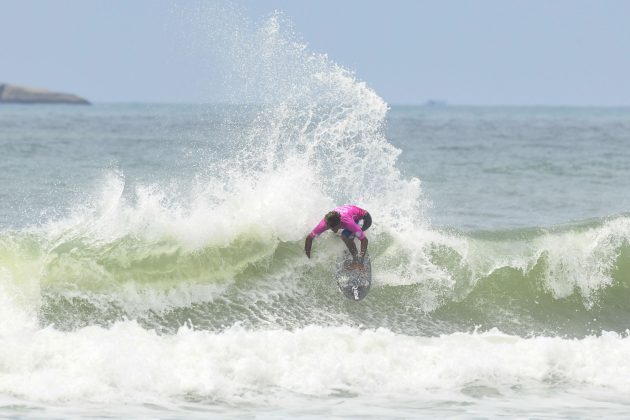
[308,205,368,240]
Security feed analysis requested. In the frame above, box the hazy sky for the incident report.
[1,0,629,105]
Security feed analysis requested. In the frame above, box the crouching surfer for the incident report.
[304,204,371,268]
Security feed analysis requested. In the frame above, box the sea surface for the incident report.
[2,14,630,420]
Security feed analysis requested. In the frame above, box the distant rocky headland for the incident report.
[0,83,90,105]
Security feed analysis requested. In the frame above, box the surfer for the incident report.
[304,205,371,266]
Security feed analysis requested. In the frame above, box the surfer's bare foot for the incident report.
[351,262,364,271]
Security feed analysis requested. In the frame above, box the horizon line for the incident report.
[34,101,630,108]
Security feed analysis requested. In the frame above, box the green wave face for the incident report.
[2,215,629,337]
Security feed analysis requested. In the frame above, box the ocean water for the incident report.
[2,13,630,420]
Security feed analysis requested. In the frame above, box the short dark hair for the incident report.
[325,211,341,228]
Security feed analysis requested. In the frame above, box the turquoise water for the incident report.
[2,102,630,418]
[390,106,630,230]
[5,104,629,230]
[390,107,630,229]
[2,11,630,420]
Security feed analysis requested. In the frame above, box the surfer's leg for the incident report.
[340,235,359,261]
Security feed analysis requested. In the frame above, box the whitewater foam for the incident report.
[2,323,630,406]
[3,3,630,418]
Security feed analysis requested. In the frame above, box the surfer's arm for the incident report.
[304,236,313,258]
[358,237,368,263]
[305,218,328,258]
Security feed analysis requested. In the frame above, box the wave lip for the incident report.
[2,7,630,341]
[1,215,630,336]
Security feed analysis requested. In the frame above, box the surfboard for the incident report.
[334,251,371,301]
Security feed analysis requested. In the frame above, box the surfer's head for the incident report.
[325,211,341,232]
